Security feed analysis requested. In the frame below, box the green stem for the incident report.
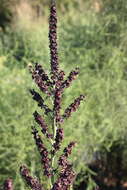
[49,96,57,189]
[49,177,52,190]
[51,117,57,186]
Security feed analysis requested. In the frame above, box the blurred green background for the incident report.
[1,0,127,189]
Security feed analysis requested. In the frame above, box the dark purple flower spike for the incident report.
[49,0,59,82]
[52,128,64,154]
[52,142,76,190]
[20,165,44,190]
[19,0,85,190]
[63,95,85,120]
[51,164,76,190]
[32,127,52,177]
[33,111,53,139]
[30,63,51,96]
[61,68,79,90]
[30,89,52,114]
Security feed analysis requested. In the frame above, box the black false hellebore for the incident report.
[4,0,85,190]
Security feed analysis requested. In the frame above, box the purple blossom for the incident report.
[32,127,52,177]
[49,2,59,81]
[20,165,44,190]
[19,0,85,189]
[51,164,76,190]
[4,179,13,190]
[61,68,79,90]
[54,89,63,123]
[32,73,51,95]
[63,142,76,157]
[58,70,65,82]
[58,155,68,169]
[52,142,76,190]
[34,63,52,86]
[30,63,51,96]
[53,72,64,124]
[30,89,52,114]
[33,111,53,139]
[63,95,85,119]
[52,128,64,154]
[58,142,76,168]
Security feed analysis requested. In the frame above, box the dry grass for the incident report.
[12,0,47,32]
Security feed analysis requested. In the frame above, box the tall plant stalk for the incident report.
[4,0,85,190]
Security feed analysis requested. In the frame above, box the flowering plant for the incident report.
[4,0,85,189]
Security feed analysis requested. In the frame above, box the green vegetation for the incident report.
[1,0,127,189]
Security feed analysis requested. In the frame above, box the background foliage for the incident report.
[1,0,127,189]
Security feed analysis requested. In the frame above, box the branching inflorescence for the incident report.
[3,0,85,190]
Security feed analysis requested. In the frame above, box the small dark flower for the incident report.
[33,111,53,139]
[32,127,52,177]
[63,95,85,119]
[51,164,76,190]
[58,142,76,169]
[31,63,52,96]
[63,142,76,157]
[4,179,13,190]
[53,141,76,190]
[53,69,80,124]
[20,165,44,190]
[32,72,51,95]
[58,70,65,82]
[30,89,52,114]
[34,63,53,87]
[58,155,68,169]
[54,89,63,123]
[53,72,64,122]
[61,68,79,90]
[52,128,64,154]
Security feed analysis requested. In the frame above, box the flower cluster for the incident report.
[32,127,52,177]
[49,1,59,81]
[53,68,82,124]
[34,63,52,86]
[30,89,52,114]
[63,142,76,157]
[20,165,44,190]
[52,142,76,190]
[58,142,76,167]
[58,70,65,83]
[54,89,63,123]
[61,68,79,90]
[52,128,64,154]
[4,179,13,190]
[51,164,75,190]
[30,63,51,96]
[4,1,86,190]
[63,95,85,119]
[33,111,53,139]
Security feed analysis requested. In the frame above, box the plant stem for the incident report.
[51,118,57,186]
[49,97,57,188]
